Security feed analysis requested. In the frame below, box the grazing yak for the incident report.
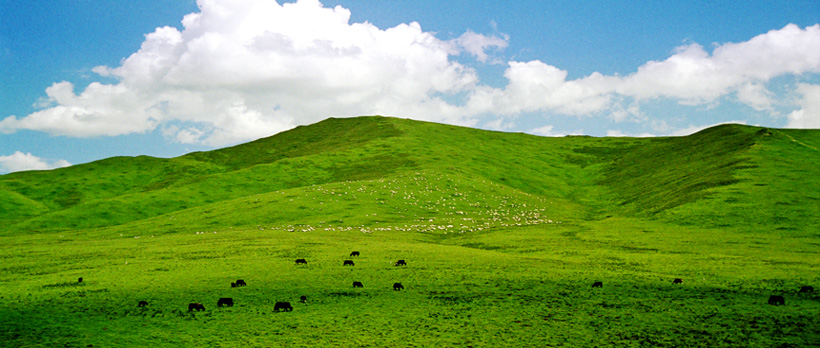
[343,260,355,266]
[188,303,206,312]
[138,300,148,308]
[768,295,785,306]
[78,277,83,283]
[350,251,360,257]
[799,285,814,293]
[235,279,247,287]
[592,281,603,288]
[353,281,364,288]
[274,302,293,312]
[218,298,234,307]
[395,260,407,266]
[300,295,307,303]
[393,283,404,291]
[673,278,683,284]
[295,259,308,265]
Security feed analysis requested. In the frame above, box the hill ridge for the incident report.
[1,116,817,234]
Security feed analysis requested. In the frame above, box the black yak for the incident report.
[300,295,307,303]
[350,251,360,257]
[768,295,785,306]
[188,303,206,312]
[78,277,83,283]
[274,302,293,312]
[393,283,404,291]
[218,298,234,307]
[235,279,247,287]
[295,259,308,265]
[395,260,407,266]
[353,281,364,288]
[799,285,814,293]
[592,281,603,288]
[138,300,148,308]
[343,260,355,266]
[673,278,683,284]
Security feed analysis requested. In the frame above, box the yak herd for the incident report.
[586,279,812,307]
[126,251,409,313]
[75,252,813,313]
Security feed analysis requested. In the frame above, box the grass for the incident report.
[1,116,818,347]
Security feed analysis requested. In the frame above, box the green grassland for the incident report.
[1,116,818,347]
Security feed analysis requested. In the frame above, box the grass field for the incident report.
[1,116,818,347]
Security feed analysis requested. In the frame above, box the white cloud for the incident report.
[451,30,508,63]
[736,83,774,111]
[527,125,586,137]
[605,130,656,137]
[1,0,482,146]
[617,24,820,104]
[786,83,820,128]
[529,125,557,136]
[607,99,644,123]
[1,0,818,146]
[460,23,820,129]
[0,152,71,173]
[616,43,734,103]
[0,82,159,137]
[464,61,618,117]
[469,24,820,117]
[483,117,515,131]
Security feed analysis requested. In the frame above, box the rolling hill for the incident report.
[1,116,818,347]
[1,116,817,234]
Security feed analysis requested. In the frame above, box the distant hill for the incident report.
[1,116,817,235]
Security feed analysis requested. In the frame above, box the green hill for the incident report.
[1,116,818,347]
[2,116,817,234]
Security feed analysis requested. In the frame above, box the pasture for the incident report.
[1,117,819,347]
[2,194,818,347]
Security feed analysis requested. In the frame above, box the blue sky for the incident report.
[1,0,819,173]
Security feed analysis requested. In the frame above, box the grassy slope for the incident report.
[1,117,414,232]
[1,116,591,233]
[5,117,814,234]
[659,127,820,231]
[1,116,819,347]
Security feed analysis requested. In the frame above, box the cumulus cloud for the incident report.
[464,24,820,119]
[1,0,484,146]
[786,83,820,128]
[527,125,585,137]
[617,24,820,105]
[466,61,617,115]
[0,152,71,173]
[1,0,818,146]
[736,83,774,111]
[0,81,158,137]
[606,129,656,137]
[483,117,515,131]
[451,30,508,63]
[529,125,557,137]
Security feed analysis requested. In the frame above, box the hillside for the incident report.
[1,116,818,234]
[2,116,819,347]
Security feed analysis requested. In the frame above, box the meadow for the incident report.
[1,116,818,347]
